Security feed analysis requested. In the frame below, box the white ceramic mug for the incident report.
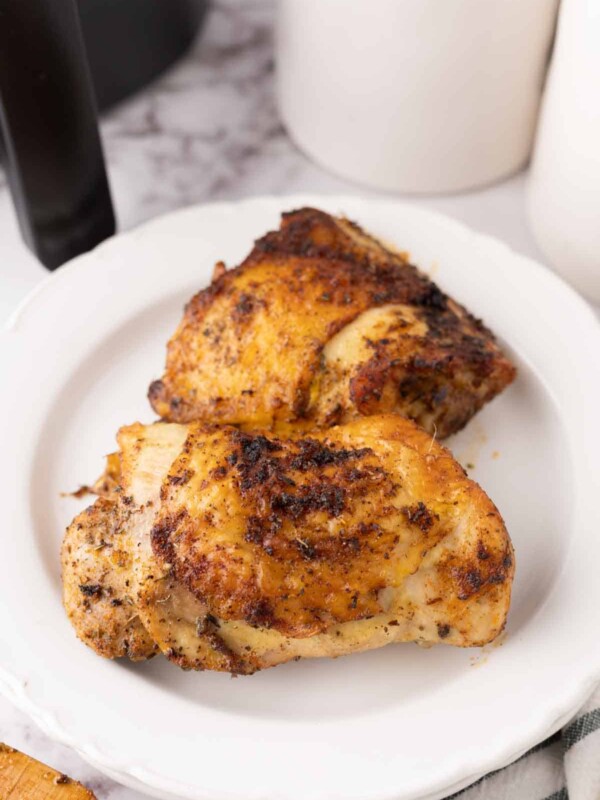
[528,0,600,304]
[276,0,559,194]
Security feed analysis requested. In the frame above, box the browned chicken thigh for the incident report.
[62,209,516,673]
[149,209,515,437]
[62,415,514,674]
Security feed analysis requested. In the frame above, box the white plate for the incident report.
[1,195,599,800]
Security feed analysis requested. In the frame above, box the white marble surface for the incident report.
[0,0,572,797]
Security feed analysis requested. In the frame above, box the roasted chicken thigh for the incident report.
[62,416,514,674]
[149,208,515,437]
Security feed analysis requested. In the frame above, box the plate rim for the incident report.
[2,193,600,800]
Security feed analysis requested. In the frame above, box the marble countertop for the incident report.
[0,0,563,797]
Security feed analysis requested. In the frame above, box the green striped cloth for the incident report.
[447,688,600,799]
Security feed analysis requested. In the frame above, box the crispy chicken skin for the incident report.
[149,209,515,437]
[62,416,514,673]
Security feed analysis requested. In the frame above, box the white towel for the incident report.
[447,688,600,800]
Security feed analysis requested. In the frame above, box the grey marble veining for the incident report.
[101,0,351,232]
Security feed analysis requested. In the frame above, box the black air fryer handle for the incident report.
[0,0,115,270]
